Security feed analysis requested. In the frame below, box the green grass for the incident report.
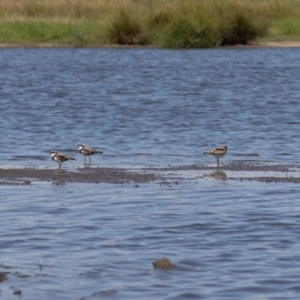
[268,18,300,41]
[0,0,300,47]
[0,20,101,46]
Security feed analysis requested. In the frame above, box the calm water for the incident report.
[1,48,300,299]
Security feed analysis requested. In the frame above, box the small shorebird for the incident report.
[203,145,227,167]
[49,150,76,170]
[78,143,102,163]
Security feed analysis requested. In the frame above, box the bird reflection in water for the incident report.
[52,179,66,186]
[203,170,227,180]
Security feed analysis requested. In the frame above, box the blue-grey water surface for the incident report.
[1,48,300,299]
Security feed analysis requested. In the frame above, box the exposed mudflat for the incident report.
[0,167,155,185]
[0,163,300,185]
[145,163,300,184]
[143,163,292,172]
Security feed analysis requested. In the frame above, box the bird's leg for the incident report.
[88,156,91,163]
[56,163,62,173]
[217,157,219,168]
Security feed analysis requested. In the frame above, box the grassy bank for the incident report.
[1,0,300,48]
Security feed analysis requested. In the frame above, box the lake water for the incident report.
[1,47,300,299]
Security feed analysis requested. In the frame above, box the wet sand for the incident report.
[0,163,299,185]
[224,41,300,48]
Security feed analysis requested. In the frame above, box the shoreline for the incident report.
[0,41,300,49]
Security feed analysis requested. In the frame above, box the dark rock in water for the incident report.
[153,258,174,269]
[13,289,21,295]
[0,272,7,282]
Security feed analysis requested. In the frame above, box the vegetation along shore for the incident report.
[1,0,300,48]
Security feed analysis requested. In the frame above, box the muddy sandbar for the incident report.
[0,167,155,185]
[0,163,300,185]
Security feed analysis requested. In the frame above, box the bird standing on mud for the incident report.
[78,143,102,164]
[203,145,227,167]
[49,150,76,170]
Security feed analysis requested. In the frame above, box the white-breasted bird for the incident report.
[78,143,102,163]
[49,150,76,170]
